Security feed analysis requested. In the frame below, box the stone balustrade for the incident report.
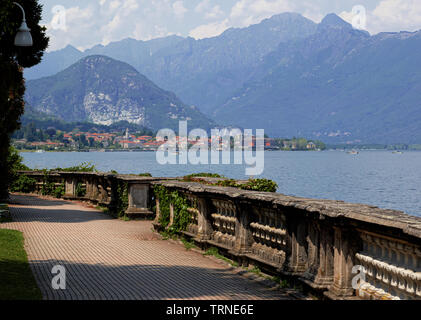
[355,231,421,300]
[15,170,421,300]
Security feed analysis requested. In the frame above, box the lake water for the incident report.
[21,150,421,217]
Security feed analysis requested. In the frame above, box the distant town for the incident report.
[11,123,326,152]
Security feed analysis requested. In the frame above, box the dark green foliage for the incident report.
[215,178,278,192]
[153,185,190,234]
[37,170,65,198]
[75,182,86,197]
[153,185,171,228]
[10,175,36,193]
[169,191,190,233]
[215,179,239,188]
[115,181,129,219]
[6,147,31,194]
[53,184,65,198]
[138,173,152,177]
[183,173,223,181]
[0,0,49,199]
[50,162,96,172]
[240,179,278,193]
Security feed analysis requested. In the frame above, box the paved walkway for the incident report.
[1,194,295,300]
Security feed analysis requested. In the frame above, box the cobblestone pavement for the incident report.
[1,194,296,300]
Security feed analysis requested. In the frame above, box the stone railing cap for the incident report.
[151,180,421,239]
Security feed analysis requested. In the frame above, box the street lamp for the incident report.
[13,2,33,47]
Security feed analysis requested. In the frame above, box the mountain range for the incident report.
[25,55,214,131]
[25,13,421,143]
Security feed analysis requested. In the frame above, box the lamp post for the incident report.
[13,2,33,47]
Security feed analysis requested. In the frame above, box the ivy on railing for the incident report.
[39,170,65,198]
[115,181,129,219]
[153,185,190,234]
[75,182,86,197]
[181,173,278,193]
[183,173,223,181]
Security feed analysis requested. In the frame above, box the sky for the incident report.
[37,0,421,51]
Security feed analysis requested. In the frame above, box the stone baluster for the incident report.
[231,201,253,264]
[285,215,308,274]
[196,196,213,241]
[153,196,161,226]
[304,221,334,288]
[168,202,174,227]
[327,226,360,298]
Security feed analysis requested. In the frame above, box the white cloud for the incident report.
[370,0,421,33]
[43,0,421,53]
[44,0,188,51]
[205,5,224,20]
[189,0,327,39]
[230,0,293,26]
[189,19,230,39]
[195,0,210,13]
[340,0,421,34]
[190,0,297,39]
[173,1,188,18]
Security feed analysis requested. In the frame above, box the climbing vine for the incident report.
[153,185,191,234]
[75,182,86,197]
[38,170,65,198]
[115,181,129,219]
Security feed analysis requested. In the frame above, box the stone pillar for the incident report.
[327,226,360,298]
[108,176,119,213]
[64,177,76,197]
[125,182,153,218]
[318,223,335,285]
[303,220,334,288]
[168,202,174,227]
[153,197,161,225]
[285,216,308,274]
[196,197,213,240]
[85,176,93,199]
[98,182,109,205]
[304,221,320,278]
[230,201,253,266]
[90,177,100,202]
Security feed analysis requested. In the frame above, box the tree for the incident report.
[0,0,49,199]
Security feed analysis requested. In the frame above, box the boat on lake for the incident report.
[347,150,359,155]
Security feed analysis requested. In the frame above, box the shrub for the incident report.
[10,175,36,193]
[53,184,65,198]
[215,178,278,192]
[215,179,239,188]
[138,173,152,177]
[240,178,278,193]
[183,173,223,181]
[51,162,96,172]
